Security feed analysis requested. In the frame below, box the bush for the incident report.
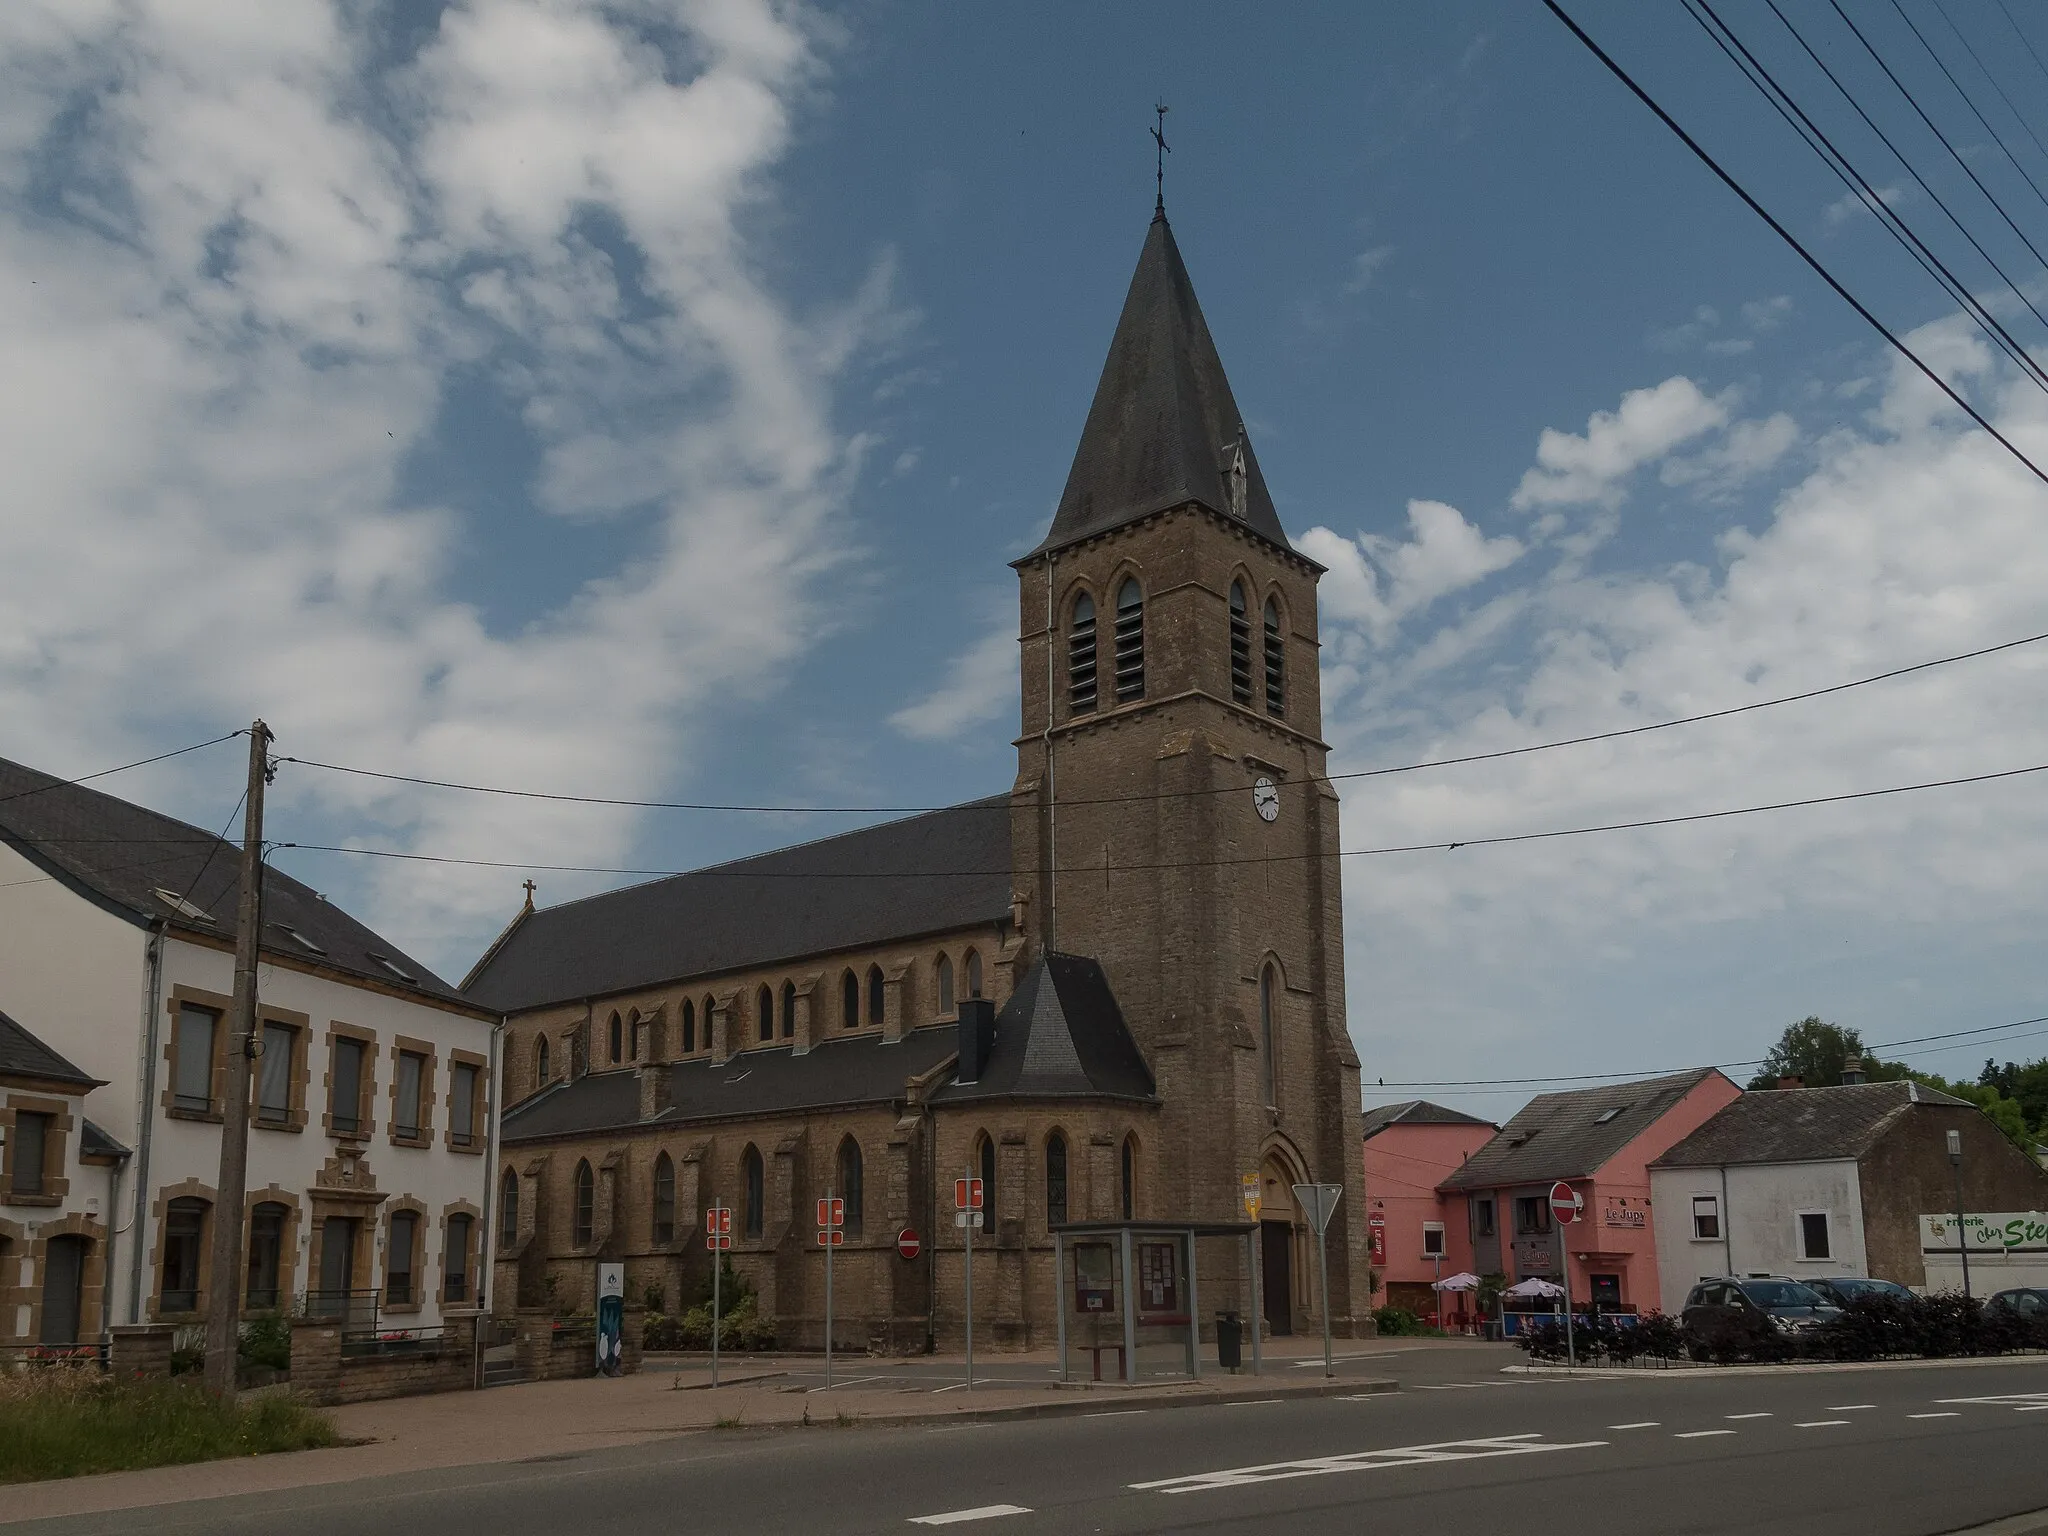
[0,1372,338,1484]
[238,1314,292,1372]
[1370,1306,1431,1337]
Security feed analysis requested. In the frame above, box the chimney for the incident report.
[1776,1075,1803,1091]
[638,1063,671,1121]
[1839,1059,1866,1086]
[956,998,997,1084]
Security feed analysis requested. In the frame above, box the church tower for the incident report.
[1011,210,1372,1334]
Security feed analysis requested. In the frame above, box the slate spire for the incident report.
[1030,214,1292,558]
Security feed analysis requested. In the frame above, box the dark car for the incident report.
[1986,1287,2048,1318]
[1681,1277,1841,1358]
[1807,1276,1915,1308]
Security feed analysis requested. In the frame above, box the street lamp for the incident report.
[1947,1128,1972,1299]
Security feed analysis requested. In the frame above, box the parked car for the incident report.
[1986,1287,2048,1318]
[1681,1277,1841,1359]
[1807,1276,1915,1308]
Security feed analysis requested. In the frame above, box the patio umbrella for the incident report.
[1504,1277,1565,1298]
[1431,1271,1481,1291]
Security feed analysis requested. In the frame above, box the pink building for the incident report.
[1362,1100,1496,1323]
[1438,1069,1741,1314]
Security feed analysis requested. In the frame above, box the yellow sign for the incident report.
[1242,1174,1263,1221]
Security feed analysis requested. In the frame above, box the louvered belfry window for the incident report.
[1114,579,1145,701]
[1263,597,1285,717]
[1067,592,1097,713]
[1229,582,1253,704]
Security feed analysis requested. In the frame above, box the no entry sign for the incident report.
[897,1228,921,1261]
[1549,1182,1582,1225]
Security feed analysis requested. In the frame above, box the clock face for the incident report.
[1253,776,1279,822]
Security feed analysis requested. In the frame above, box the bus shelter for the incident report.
[1050,1219,1260,1385]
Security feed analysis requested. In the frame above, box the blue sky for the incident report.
[5,1,2048,1118]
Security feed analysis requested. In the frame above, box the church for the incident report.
[465,203,1374,1350]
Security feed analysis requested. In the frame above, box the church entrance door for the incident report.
[1261,1221,1293,1336]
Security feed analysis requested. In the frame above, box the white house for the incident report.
[0,752,500,1347]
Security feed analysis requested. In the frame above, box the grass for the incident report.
[0,1369,341,1484]
[712,1409,748,1429]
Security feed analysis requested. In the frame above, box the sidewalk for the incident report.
[0,1342,1402,1525]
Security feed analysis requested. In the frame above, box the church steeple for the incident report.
[1029,216,1293,559]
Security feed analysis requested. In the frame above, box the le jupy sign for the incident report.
[1920,1212,2048,1253]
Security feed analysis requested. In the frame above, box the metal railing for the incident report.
[301,1288,380,1327]
[340,1325,446,1361]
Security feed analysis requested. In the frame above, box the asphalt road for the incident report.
[20,1358,2048,1536]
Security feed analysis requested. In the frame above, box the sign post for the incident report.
[955,1175,983,1390]
[1549,1181,1582,1368]
[817,1192,844,1388]
[706,1203,733,1387]
[1241,1174,1264,1377]
[1291,1183,1343,1378]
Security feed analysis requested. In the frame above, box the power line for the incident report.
[1994,0,2048,96]
[275,623,2048,816]
[1932,0,2048,172]
[1541,0,2048,492]
[1885,0,2048,226]
[272,755,2048,881]
[1367,1011,2048,1090]
[0,731,244,809]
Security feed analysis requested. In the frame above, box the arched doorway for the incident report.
[1258,1151,1305,1337]
[40,1234,89,1344]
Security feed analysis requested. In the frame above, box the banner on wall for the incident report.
[1920,1212,2048,1253]
[596,1263,625,1376]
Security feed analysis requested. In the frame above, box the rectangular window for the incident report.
[1514,1196,1550,1235]
[387,1210,416,1305]
[1474,1199,1496,1238]
[444,1213,472,1303]
[330,1036,366,1136]
[1799,1211,1831,1260]
[1692,1196,1721,1240]
[395,1050,426,1138]
[257,1022,296,1126]
[1422,1222,1446,1257]
[173,1003,219,1113]
[450,1063,479,1149]
[10,1111,50,1194]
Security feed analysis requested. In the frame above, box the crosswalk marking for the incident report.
[1676,1430,1735,1439]
[909,1505,1032,1525]
[1130,1433,1605,1496]
[1794,1420,1851,1428]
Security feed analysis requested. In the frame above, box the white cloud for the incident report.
[889,622,1016,742]
[1342,244,1395,296]
[1826,183,1909,227]
[1511,377,1730,509]
[1302,500,1523,641]
[1660,412,1799,494]
[0,0,886,968]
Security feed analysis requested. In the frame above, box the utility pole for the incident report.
[203,721,273,1397]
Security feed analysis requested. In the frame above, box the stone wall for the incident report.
[289,1309,479,1405]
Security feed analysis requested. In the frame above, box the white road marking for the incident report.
[1608,1422,1660,1430]
[1675,1430,1736,1439]
[1910,1413,1961,1420]
[1937,1392,2048,1407]
[1726,1412,1772,1420]
[1827,1404,1876,1411]
[1224,1398,1283,1407]
[1083,1410,1146,1418]
[1337,1394,1389,1402]
[908,1505,1033,1525]
[808,1375,887,1393]
[2015,1405,2048,1413]
[1795,1420,1852,1428]
[929,1382,971,1394]
[1130,1433,1606,1496]
[1413,1381,1520,1390]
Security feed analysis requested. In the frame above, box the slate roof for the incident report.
[1651,1080,1972,1169]
[1361,1100,1494,1140]
[0,754,463,1004]
[1439,1069,1724,1190]
[501,1024,962,1142]
[463,796,1014,1014]
[931,953,1157,1104]
[0,1007,100,1089]
[1027,213,1299,561]
[81,1120,130,1160]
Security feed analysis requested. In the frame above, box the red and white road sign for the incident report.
[706,1205,733,1250]
[954,1177,984,1211]
[816,1228,844,1247]
[816,1196,844,1229]
[897,1228,921,1261]
[1549,1182,1583,1225]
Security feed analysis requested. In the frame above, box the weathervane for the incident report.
[1152,101,1171,217]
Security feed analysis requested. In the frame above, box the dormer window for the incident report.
[369,954,416,984]
[154,888,215,923]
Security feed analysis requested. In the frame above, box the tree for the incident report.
[1748,1017,1904,1091]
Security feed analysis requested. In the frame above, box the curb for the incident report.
[1505,1353,2048,1380]
[710,1376,1399,1432]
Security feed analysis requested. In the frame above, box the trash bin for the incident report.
[1215,1311,1243,1371]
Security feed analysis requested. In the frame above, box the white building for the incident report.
[1648,1080,2048,1314]
[0,752,499,1347]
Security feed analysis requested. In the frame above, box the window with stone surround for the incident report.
[444,1211,474,1304]
[394,1048,429,1141]
[837,1137,864,1238]
[756,985,773,1044]
[608,1012,623,1065]
[681,998,696,1054]
[741,1145,764,1240]
[534,1034,551,1086]
[161,1197,208,1314]
[326,1029,375,1139]
[653,1152,676,1244]
[8,1109,49,1197]
[1045,1133,1068,1228]
[448,1058,484,1151]
[841,970,859,1031]
[780,981,796,1040]
[937,953,955,1017]
[1259,965,1278,1108]
[386,1208,420,1306]
[498,1168,519,1250]
[965,949,983,1000]
[247,1201,288,1308]
[171,1002,220,1116]
[867,965,885,1026]
[572,1160,595,1248]
[256,1021,298,1128]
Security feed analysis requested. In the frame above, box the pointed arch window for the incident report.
[964,948,983,1000]
[534,1034,550,1087]
[780,981,796,1040]
[652,1151,676,1244]
[757,984,773,1043]
[741,1145,765,1239]
[1067,592,1098,714]
[937,953,955,1016]
[608,1012,623,1065]
[837,1136,865,1238]
[1114,579,1145,701]
[977,1132,997,1232]
[842,970,860,1031]
[681,999,696,1055]
[1264,597,1285,717]
[1229,582,1254,704]
[572,1159,595,1248]
[1045,1132,1068,1228]
[867,964,886,1026]
[498,1166,519,1250]
[1260,964,1279,1107]
[1121,1135,1137,1221]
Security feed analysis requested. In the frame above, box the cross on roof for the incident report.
[1151,101,1170,216]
